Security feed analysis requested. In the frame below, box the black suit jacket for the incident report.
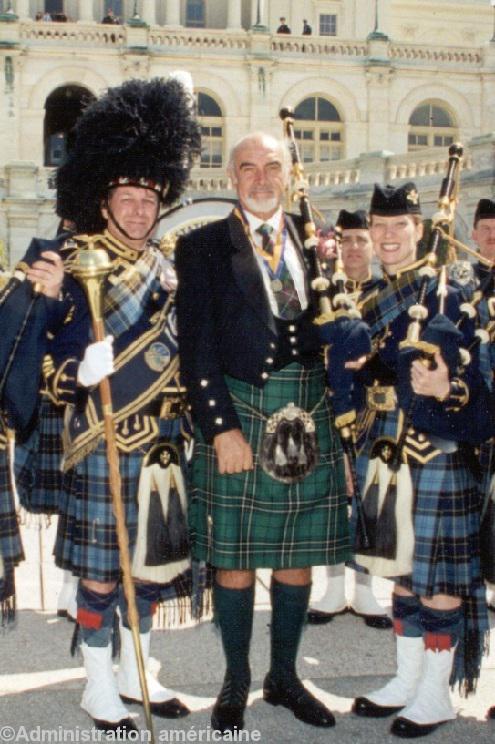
[175,210,323,443]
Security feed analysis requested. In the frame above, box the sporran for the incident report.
[260,402,319,484]
[132,441,190,584]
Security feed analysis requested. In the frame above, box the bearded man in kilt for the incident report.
[43,77,201,734]
[346,183,491,738]
[176,132,350,733]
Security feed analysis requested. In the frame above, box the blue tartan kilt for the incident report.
[0,448,24,569]
[55,425,192,599]
[189,361,350,570]
[14,396,64,515]
[355,407,484,598]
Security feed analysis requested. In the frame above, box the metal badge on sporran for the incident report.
[260,402,319,483]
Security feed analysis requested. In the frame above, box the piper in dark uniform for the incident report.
[0,225,81,621]
[470,198,495,721]
[309,209,392,629]
[176,132,349,733]
[347,184,490,737]
[45,78,201,734]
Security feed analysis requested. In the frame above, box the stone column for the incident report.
[77,0,94,23]
[227,0,242,29]
[141,0,155,25]
[164,0,181,27]
[15,0,29,20]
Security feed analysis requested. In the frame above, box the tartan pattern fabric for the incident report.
[104,243,164,339]
[361,270,433,337]
[354,405,489,691]
[355,407,484,598]
[0,447,24,568]
[14,395,64,515]
[188,362,350,569]
[273,261,302,320]
[55,432,191,602]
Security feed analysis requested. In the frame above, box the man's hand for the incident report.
[344,355,367,371]
[411,351,450,400]
[213,429,253,475]
[26,251,64,299]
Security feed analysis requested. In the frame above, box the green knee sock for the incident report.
[213,582,254,686]
[270,577,311,685]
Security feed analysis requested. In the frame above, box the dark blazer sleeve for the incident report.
[176,226,242,443]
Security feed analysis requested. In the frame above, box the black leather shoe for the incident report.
[120,694,190,718]
[348,608,393,629]
[488,603,495,614]
[487,706,495,719]
[307,608,347,625]
[92,717,138,737]
[263,674,335,727]
[353,696,404,718]
[210,674,250,734]
[390,716,448,738]
[211,702,245,734]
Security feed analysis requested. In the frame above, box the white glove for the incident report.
[77,336,114,387]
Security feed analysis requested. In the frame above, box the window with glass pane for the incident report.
[45,0,63,13]
[198,92,223,168]
[186,0,205,27]
[408,102,458,151]
[104,0,122,18]
[319,14,337,36]
[294,96,343,162]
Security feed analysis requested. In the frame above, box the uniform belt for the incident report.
[140,396,188,420]
[366,385,397,412]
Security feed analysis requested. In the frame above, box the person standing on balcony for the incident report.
[276,17,291,33]
[302,19,312,35]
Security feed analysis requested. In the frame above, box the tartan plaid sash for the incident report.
[362,270,435,336]
[104,244,168,339]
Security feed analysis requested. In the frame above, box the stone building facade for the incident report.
[0,0,494,263]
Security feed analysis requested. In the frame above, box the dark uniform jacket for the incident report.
[175,210,322,443]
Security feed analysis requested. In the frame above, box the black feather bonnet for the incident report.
[56,77,201,233]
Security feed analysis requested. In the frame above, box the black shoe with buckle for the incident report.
[353,696,404,718]
[120,694,190,718]
[211,674,250,735]
[91,717,139,738]
[263,674,335,727]
[348,608,393,629]
[390,716,448,738]
[307,607,347,625]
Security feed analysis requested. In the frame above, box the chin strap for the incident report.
[105,201,160,244]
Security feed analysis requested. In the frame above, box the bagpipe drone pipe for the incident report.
[280,106,372,547]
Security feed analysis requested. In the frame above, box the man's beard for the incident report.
[244,194,280,215]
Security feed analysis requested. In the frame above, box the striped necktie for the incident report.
[256,223,275,256]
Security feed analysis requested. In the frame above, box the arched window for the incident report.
[102,0,122,21]
[293,96,343,162]
[186,0,205,27]
[44,0,67,21]
[44,85,95,167]
[197,92,224,168]
[408,102,458,151]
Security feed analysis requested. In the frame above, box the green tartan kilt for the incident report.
[189,361,350,569]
